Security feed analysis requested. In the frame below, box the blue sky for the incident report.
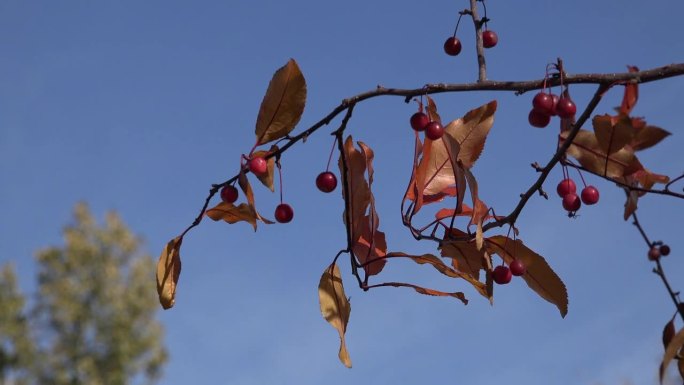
[2,1,684,384]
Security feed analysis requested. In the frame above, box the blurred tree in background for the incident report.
[0,203,167,385]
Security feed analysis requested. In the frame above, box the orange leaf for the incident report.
[339,136,371,240]
[353,218,387,276]
[560,129,637,178]
[255,59,307,145]
[463,168,488,250]
[156,236,183,310]
[318,263,352,368]
[206,202,258,230]
[619,66,639,115]
[630,124,671,151]
[440,239,485,281]
[426,95,442,124]
[592,114,635,155]
[446,100,497,169]
[486,236,568,317]
[660,327,684,383]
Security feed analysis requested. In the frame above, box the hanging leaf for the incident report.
[592,114,635,155]
[339,136,371,240]
[463,168,488,250]
[440,238,485,281]
[238,170,275,226]
[630,124,671,151]
[318,263,352,368]
[446,100,497,169]
[618,66,639,115]
[560,129,637,178]
[663,319,676,350]
[156,236,183,310]
[661,327,684,383]
[353,217,387,276]
[375,282,467,303]
[426,95,442,124]
[251,147,278,191]
[486,236,568,317]
[255,59,307,146]
[206,202,258,230]
[623,188,639,220]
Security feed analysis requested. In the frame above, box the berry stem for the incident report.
[325,137,338,172]
[277,161,284,204]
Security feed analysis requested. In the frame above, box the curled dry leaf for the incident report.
[156,236,183,310]
[663,319,676,350]
[206,202,258,230]
[374,282,467,304]
[426,95,441,124]
[318,263,352,368]
[630,123,671,151]
[255,59,307,146]
[238,170,274,226]
[619,66,639,115]
[486,236,568,317]
[440,238,485,281]
[251,147,278,191]
[660,327,684,383]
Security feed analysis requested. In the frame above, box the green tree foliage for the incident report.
[0,203,167,385]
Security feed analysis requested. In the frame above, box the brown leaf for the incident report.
[339,136,371,240]
[623,189,639,220]
[156,236,183,310]
[486,236,568,317]
[255,59,307,145]
[206,202,258,230]
[388,252,486,298]
[353,218,387,276]
[463,168,488,250]
[422,132,463,198]
[678,356,684,383]
[660,327,684,383]
[619,66,639,115]
[663,319,676,350]
[440,239,485,281]
[252,147,277,191]
[376,282,467,304]
[412,136,433,213]
[560,129,637,178]
[238,170,274,226]
[318,263,352,368]
[631,124,671,151]
[426,95,441,124]
[592,114,635,155]
[446,100,497,169]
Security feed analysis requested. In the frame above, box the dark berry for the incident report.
[444,37,462,56]
[220,185,238,204]
[648,247,661,261]
[660,245,671,256]
[580,186,600,205]
[275,203,294,223]
[493,265,512,285]
[316,171,337,193]
[532,92,554,115]
[549,94,560,116]
[556,97,577,118]
[510,260,526,276]
[425,121,444,140]
[556,178,576,197]
[562,193,581,212]
[410,112,430,131]
[482,30,498,48]
[248,156,268,176]
[528,109,551,128]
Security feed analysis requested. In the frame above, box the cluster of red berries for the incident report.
[556,177,599,213]
[528,91,577,128]
[648,243,672,261]
[220,154,339,224]
[443,29,497,56]
[410,110,444,140]
[492,259,526,285]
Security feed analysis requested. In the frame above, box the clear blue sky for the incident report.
[2,1,684,384]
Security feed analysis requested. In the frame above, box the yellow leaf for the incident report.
[486,236,568,317]
[255,59,307,145]
[156,236,182,310]
[318,263,352,368]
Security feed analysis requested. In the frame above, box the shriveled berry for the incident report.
[316,171,337,193]
[493,265,512,285]
[581,185,600,205]
[425,121,444,140]
[648,247,661,261]
[556,178,576,197]
[528,109,551,128]
[275,203,294,223]
[562,193,581,211]
[444,37,462,56]
[410,112,430,131]
[510,259,526,276]
[220,185,238,204]
[660,244,671,256]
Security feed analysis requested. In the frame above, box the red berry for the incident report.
[443,37,462,56]
[220,185,238,204]
[549,94,560,116]
[248,156,268,176]
[660,245,671,256]
[410,112,430,131]
[316,171,337,193]
[482,30,498,48]
[555,97,577,118]
[648,247,661,261]
[425,121,444,140]
[562,193,581,212]
[532,92,554,115]
[528,109,551,128]
[510,260,526,276]
[556,178,576,197]
[580,185,600,205]
[274,203,294,223]
[493,265,512,285]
